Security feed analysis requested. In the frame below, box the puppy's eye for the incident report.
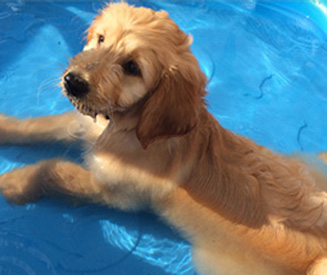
[98,35,105,45]
[122,60,141,76]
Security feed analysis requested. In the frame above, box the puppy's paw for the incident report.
[0,165,41,205]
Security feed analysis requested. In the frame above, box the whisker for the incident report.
[36,75,62,105]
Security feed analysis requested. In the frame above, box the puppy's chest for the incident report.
[85,135,177,198]
[86,150,140,187]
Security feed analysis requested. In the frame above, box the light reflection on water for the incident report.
[100,219,193,274]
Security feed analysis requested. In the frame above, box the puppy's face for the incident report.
[62,3,183,118]
[63,46,150,119]
[62,3,207,148]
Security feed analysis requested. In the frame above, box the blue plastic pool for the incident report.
[0,0,326,274]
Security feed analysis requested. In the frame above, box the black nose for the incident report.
[64,72,89,97]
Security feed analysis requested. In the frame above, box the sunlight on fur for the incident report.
[1,3,327,274]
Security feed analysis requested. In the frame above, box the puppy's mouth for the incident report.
[61,71,112,120]
[67,94,111,121]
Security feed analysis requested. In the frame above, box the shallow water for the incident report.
[0,0,326,274]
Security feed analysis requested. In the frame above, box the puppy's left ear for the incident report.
[136,63,207,149]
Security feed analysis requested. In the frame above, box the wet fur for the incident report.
[1,3,327,274]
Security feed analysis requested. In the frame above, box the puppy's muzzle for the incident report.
[64,72,89,98]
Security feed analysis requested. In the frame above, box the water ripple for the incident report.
[0,232,57,275]
[297,121,308,151]
[257,73,275,99]
[100,218,193,274]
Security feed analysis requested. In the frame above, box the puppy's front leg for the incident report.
[0,160,104,205]
[0,111,102,145]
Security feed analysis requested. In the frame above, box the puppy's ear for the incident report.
[136,65,206,149]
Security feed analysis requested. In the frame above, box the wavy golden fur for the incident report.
[1,3,327,274]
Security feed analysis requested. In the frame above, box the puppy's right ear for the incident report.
[136,65,206,149]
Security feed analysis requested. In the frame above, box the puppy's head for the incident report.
[62,3,207,148]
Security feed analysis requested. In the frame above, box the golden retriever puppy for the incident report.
[1,3,327,274]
